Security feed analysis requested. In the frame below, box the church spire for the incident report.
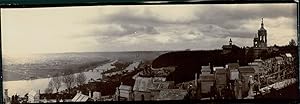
[261,18,264,28]
[229,38,232,45]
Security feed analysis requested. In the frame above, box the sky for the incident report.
[1,4,297,54]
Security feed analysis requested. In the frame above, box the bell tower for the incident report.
[257,18,267,48]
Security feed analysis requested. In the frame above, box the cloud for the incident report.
[2,4,297,53]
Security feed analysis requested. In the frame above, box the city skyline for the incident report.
[1,4,297,54]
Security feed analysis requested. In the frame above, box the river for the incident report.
[3,60,118,97]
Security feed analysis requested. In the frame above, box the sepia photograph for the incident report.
[1,3,298,103]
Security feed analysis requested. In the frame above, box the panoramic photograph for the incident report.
[1,4,298,103]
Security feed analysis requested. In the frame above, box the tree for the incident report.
[49,74,62,93]
[76,72,87,86]
[44,87,53,94]
[62,74,76,94]
[289,39,296,46]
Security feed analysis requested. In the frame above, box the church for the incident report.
[252,18,269,58]
[253,18,268,49]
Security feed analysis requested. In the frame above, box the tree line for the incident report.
[44,71,87,95]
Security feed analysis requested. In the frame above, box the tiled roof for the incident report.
[227,63,239,69]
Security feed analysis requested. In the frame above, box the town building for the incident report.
[133,77,153,101]
[199,66,215,95]
[115,84,134,101]
[215,67,227,92]
[222,39,240,54]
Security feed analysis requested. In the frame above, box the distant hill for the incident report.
[152,45,297,84]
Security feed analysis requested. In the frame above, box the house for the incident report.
[92,91,101,101]
[199,74,215,94]
[28,90,40,103]
[275,57,284,65]
[215,68,227,91]
[133,77,153,101]
[71,93,93,102]
[201,66,211,75]
[155,89,188,101]
[116,84,133,101]
[222,39,240,54]
[284,53,293,62]
[148,81,174,100]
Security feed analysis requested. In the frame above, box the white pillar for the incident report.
[248,76,254,97]
[89,91,92,98]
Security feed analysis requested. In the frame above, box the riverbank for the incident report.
[3,60,118,97]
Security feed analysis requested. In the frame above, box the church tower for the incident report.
[253,18,267,48]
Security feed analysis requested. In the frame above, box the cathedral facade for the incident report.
[253,18,267,48]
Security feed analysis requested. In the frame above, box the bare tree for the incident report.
[44,87,53,94]
[76,72,87,86]
[289,39,296,46]
[62,74,76,94]
[49,74,62,94]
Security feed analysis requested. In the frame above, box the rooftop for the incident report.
[239,66,255,73]
[199,74,215,81]
[285,53,292,58]
[201,66,211,72]
[71,93,92,102]
[119,85,132,91]
[215,68,226,73]
[222,44,240,49]
[227,63,239,69]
